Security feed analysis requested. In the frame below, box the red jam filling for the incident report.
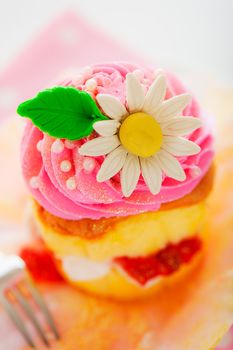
[20,246,63,283]
[20,237,201,286]
[114,237,202,286]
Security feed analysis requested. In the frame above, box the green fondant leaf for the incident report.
[17,86,108,140]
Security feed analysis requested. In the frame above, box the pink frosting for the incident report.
[21,62,214,220]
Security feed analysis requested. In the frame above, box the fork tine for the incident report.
[12,287,51,347]
[0,292,38,350]
[27,279,60,340]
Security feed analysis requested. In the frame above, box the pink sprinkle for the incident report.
[83,157,96,173]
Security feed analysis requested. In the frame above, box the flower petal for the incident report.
[162,136,201,156]
[143,74,166,115]
[93,120,120,137]
[97,146,127,182]
[79,135,120,156]
[161,116,202,136]
[126,73,145,113]
[121,154,140,197]
[156,149,186,181]
[156,93,192,122]
[140,156,162,195]
[96,94,127,120]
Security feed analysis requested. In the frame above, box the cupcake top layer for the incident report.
[19,62,214,220]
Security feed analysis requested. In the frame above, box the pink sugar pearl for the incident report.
[29,176,39,189]
[36,139,43,152]
[85,78,97,91]
[190,166,201,178]
[64,140,75,149]
[51,139,64,154]
[83,157,96,173]
[60,160,72,172]
[66,177,76,190]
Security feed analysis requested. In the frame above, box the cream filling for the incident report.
[60,249,200,288]
[61,256,111,281]
[60,255,162,288]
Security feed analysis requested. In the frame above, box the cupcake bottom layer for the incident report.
[59,243,203,300]
[31,167,213,299]
[33,200,207,299]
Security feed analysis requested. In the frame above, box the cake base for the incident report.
[30,167,214,300]
[59,252,203,300]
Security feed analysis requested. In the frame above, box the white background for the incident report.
[0,0,232,84]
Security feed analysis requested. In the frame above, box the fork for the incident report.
[0,252,60,349]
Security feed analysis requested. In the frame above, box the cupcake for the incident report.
[18,62,214,300]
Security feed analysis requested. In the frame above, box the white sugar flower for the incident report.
[79,72,201,197]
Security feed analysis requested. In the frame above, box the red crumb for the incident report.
[20,246,64,283]
[114,237,202,285]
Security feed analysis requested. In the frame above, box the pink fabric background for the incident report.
[0,11,146,123]
[0,11,231,349]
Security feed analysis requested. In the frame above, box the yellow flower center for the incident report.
[119,112,163,157]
